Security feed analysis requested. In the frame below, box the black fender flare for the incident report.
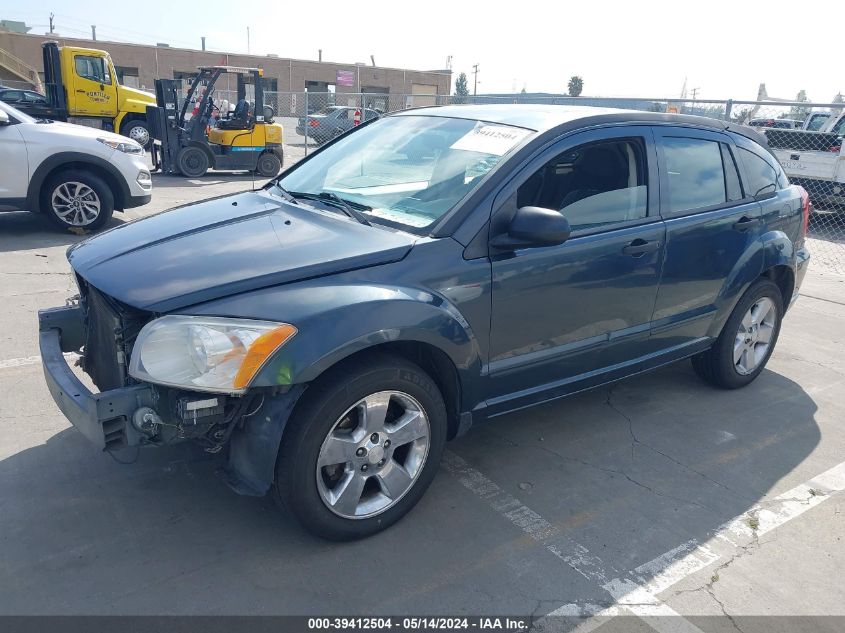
[27,152,131,212]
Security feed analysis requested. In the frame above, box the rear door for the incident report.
[0,110,29,203]
[487,126,665,411]
[650,127,763,346]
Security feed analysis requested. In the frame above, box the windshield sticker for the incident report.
[450,124,530,156]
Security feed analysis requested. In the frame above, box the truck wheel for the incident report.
[41,169,114,232]
[275,353,447,540]
[176,146,210,178]
[120,119,150,148]
[255,152,281,178]
[692,279,783,389]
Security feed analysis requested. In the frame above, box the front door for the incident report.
[0,116,28,204]
[487,127,665,414]
[70,53,117,117]
[650,127,764,347]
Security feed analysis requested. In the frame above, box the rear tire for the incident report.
[41,169,114,232]
[255,152,281,178]
[274,353,447,540]
[692,279,783,389]
[176,146,210,178]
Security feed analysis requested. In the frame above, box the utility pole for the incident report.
[91,25,96,41]
[246,27,250,54]
[472,63,479,96]
[690,87,699,101]
[48,13,54,34]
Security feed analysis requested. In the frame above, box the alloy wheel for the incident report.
[50,181,101,226]
[316,391,430,519]
[734,297,777,375]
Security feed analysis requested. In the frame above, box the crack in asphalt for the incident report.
[483,427,720,513]
[603,386,753,502]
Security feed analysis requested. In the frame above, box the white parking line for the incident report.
[0,355,43,370]
[444,450,845,633]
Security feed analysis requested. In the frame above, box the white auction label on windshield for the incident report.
[450,124,530,156]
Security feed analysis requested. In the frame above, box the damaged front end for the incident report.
[38,281,304,497]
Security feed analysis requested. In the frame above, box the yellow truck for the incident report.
[39,41,155,146]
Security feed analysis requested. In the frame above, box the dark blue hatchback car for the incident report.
[39,105,810,539]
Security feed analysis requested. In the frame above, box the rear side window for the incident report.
[737,146,785,196]
[662,137,726,213]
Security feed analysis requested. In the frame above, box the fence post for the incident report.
[304,91,309,157]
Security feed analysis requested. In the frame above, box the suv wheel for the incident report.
[275,353,447,540]
[41,169,115,232]
[692,278,783,389]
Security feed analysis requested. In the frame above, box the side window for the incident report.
[516,138,648,232]
[74,56,112,85]
[720,143,744,201]
[663,137,726,213]
[2,90,23,102]
[737,146,782,196]
[336,109,349,120]
[831,116,845,136]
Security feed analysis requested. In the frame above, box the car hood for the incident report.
[68,190,417,312]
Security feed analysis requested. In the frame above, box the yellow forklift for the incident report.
[147,66,284,178]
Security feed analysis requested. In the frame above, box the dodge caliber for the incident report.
[39,105,810,539]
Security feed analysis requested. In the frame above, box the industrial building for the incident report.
[0,28,451,103]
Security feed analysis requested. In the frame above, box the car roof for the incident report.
[392,103,766,144]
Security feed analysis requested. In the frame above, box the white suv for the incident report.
[0,101,151,231]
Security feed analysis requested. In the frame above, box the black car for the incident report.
[0,87,61,119]
[296,105,380,144]
[39,105,810,540]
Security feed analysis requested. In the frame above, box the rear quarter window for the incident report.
[736,145,787,196]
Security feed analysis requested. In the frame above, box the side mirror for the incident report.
[0,109,9,126]
[491,206,571,250]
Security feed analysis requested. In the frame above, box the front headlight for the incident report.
[129,316,297,393]
[97,137,144,156]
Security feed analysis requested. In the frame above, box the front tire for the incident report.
[176,146,210,178]
[692,279,783,389]
[120,118,151,148]
[41,169,114,232]
[275,353,447,540]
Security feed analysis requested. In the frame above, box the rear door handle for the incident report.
[732,216,762,232]
[622,239,661,256]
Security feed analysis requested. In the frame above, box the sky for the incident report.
[1,0,842,102]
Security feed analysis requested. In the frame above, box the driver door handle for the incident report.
[622,239,660,257]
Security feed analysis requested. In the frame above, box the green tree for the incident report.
[567,75,584,97]
[453,72,469,104]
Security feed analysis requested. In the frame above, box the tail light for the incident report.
[798,186,811,240]
[828,144,842,153]
[309,119,320,127]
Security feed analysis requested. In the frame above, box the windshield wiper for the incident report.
[289,191,372,226]
[268,181,298,204]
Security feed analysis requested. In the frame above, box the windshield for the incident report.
[278,115,532,229]
[0,100,36,124]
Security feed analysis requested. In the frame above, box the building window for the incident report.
[115,66,139,88]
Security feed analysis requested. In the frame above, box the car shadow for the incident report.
[0,363,821,615]
[0,210,132,254]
